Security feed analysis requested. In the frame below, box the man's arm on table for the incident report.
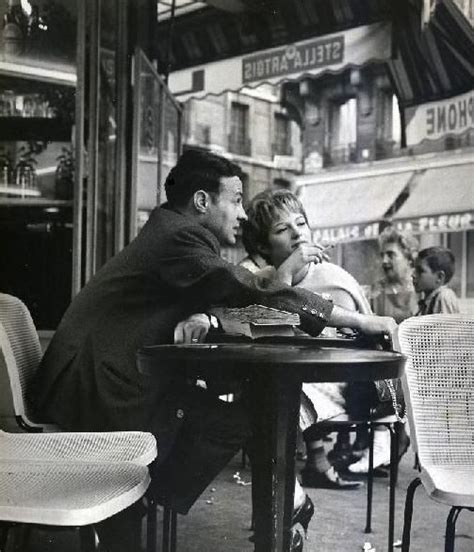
[329,305,397,336]
[174,307,396,344]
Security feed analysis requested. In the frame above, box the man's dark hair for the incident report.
[164,149,243,207]
[417,246,456,283]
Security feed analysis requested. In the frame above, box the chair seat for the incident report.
[0,430,157,466]
[0,461,150,527]
[421,465,474,508]
[317,412,398,426]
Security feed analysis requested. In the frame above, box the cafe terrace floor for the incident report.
[28,443,473,552]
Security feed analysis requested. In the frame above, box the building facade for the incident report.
[284,67,474,313]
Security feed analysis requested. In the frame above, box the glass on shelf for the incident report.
[0,91,52,118]
[0,90,18,116]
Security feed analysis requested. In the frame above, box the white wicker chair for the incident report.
[396,314,474,552]
[0,292,55,431]
[0,460,151,551]
[0,430,157,466]
[0,293,160,551]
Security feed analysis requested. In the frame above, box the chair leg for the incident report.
[364,423,374,533]
[387,423,399,552]
[163,505,172,552]
[170,509,178,552]
[79,526,98,552]
[401,477,421,552]
[0,522,13,552]
[146,494,157,552]
[445,506,461,552]
[163,505,178,552]
[241,446,247,469]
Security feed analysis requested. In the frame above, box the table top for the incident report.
[138,341,405,383]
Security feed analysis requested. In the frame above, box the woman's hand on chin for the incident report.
[276,243,328,285]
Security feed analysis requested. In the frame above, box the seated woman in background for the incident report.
[372,225,419,323]
[241,188,376,489]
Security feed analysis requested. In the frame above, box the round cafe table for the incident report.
[138,340,405,552]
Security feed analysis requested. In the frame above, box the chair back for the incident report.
[397,314,474,468]
[0,293,43,427]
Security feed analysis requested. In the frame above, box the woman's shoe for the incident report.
[290,527,304,552]
[292,494,315,536]
[301,466,363,490]
[249,495,314,543]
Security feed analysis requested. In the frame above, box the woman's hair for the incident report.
[378,225,419,264]
[242,189,308,262]
[417,246,456,284]
[165,148,243,207]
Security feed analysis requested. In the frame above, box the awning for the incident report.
[168,22,392,101]
[158,0,473,109]
[388,0,474,110]
[391,161,474,234]
[297,170,413,243]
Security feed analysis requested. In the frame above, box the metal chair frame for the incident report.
[317,413,400,551]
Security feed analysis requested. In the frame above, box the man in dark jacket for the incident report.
[33,149,395,546]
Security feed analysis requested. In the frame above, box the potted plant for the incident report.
[55,146,74,199]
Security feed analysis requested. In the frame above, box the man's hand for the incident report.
[174,313,210,344]
[329,306,397,337]
[357,314,397,336]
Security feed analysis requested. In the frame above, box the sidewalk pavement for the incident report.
[27,446,473,551]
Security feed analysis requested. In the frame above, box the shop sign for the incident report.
[169,22,391,101]
[395,211,473,234]
[313,222,380,244]
[242,36,343,84]
[405,90,474,146]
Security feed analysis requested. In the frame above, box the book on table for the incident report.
[210,304,301,339]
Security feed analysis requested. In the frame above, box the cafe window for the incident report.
[229,102,251,156]
[446,231,463,297]
[465,230,474,298]
[0,0,77,329]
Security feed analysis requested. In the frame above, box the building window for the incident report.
[325,98,357,166]
[229,102,251,156]
[375,92,401,159]
[273,113,292,156]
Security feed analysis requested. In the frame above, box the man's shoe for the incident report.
[327,446,365,471]
[301,466,364,490]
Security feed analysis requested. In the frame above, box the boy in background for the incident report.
[413,246,460,315]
